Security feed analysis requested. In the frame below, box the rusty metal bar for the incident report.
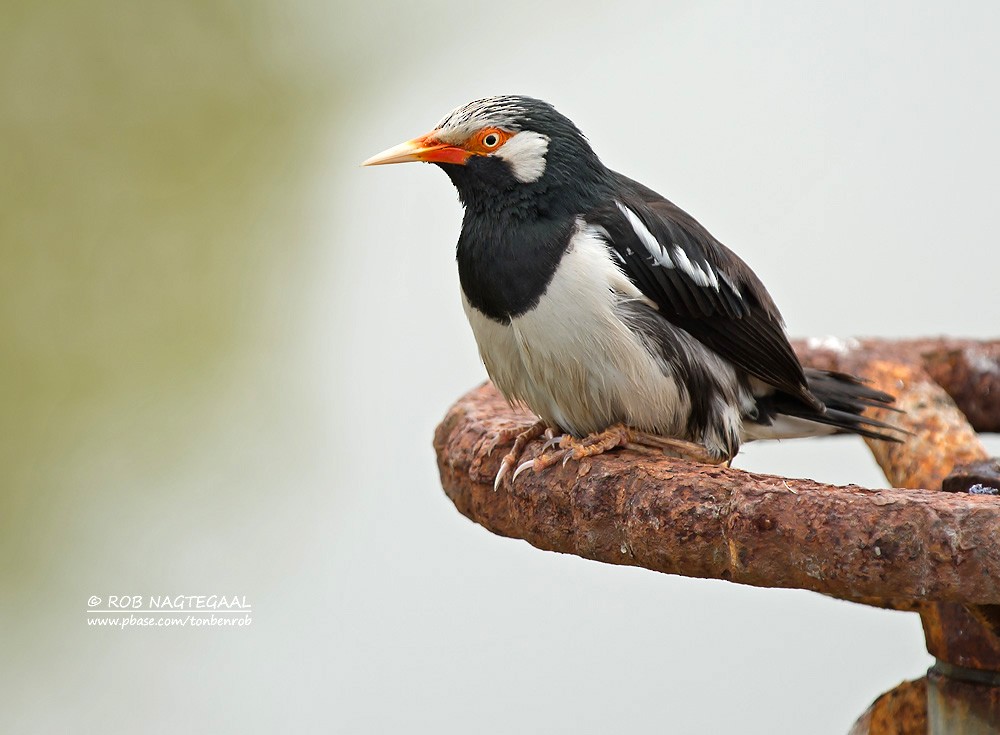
[831,356,1000,733]
[434,386,1000,606]
[433,337,1000,733]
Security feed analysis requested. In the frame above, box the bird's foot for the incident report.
[490,420,551,491]
[621,430,727,465]
[511,424,728,482]
[518,424,634,479]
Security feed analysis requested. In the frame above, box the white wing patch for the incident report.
[615,202,673,268]
[719,271,744,300]
[616,201,722,292]
[671,246,720,290]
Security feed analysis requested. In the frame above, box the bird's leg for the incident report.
[491,420,550,491]
[513,424,728,482]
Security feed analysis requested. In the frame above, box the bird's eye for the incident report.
[469,128,510,154]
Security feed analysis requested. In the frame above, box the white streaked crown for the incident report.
[436,96,551,184]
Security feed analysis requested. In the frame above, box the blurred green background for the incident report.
[1,0,357,608]
[1,1,366,725]
[2,1,998,732]
[3,0,325,576]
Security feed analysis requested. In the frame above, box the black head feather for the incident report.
[435,96,612,217]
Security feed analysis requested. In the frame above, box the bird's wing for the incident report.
[586,172,818,407]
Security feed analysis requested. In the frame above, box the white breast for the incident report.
[462,219,693,437]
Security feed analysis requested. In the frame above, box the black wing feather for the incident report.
[589,172,820,409]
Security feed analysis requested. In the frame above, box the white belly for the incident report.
[461,220,695,437]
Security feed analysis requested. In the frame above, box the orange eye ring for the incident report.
[469,127,511,154]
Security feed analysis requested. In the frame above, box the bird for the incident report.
[363,95,899,488]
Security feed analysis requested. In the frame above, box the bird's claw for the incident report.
[491,420,548,491]
[540,431,565,452]
[511,458,537,484]
[493,455,513,491]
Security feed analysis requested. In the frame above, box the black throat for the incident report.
[456,207,576,323]
[445,152,610,323]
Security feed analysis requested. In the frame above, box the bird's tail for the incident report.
[748,369,903,443]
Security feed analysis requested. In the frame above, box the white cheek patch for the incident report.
[494,131,550,183]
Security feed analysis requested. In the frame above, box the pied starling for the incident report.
[364,96,898,486]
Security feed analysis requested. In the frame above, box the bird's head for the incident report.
[363,96,609,214]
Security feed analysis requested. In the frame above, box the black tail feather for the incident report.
[760,368,905,443]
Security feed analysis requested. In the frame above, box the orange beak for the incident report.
[362,131,470,167]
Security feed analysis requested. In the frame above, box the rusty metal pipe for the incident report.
[432,337,1000,733]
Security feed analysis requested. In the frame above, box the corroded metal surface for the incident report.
[434,381,1000,605]
[848,678,927,735]
[854,360,990,491]
[922,605,1000,672]
[838,357,1000,679]
[433,336,1000,732]
[927,666,1000,735]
